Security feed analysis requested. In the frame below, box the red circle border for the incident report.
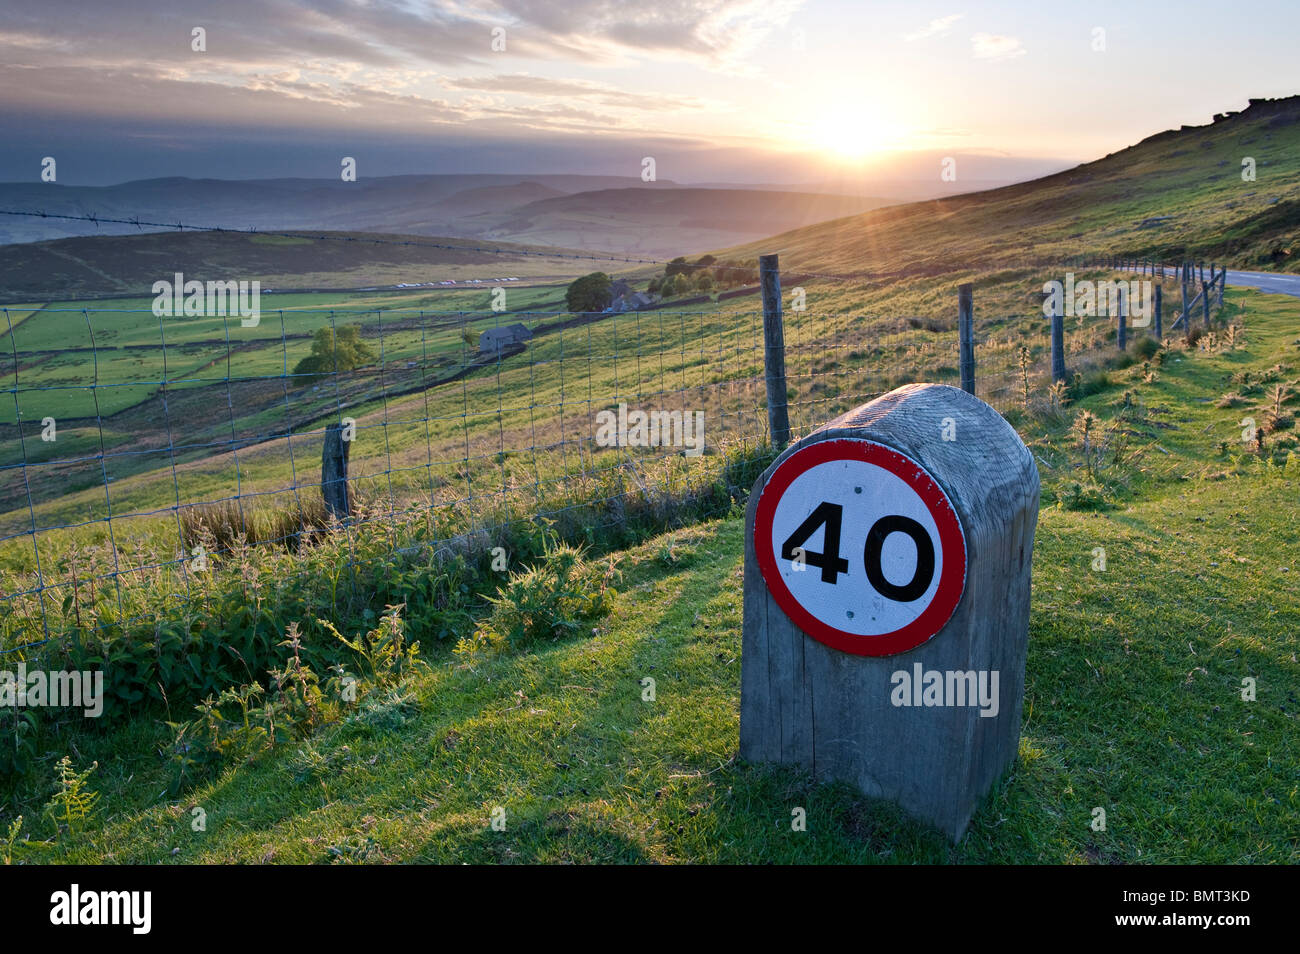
[753,438,967,657]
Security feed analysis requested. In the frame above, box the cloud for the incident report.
[904,14,964,42]
[0,0,794,138]
[442,73,706,111]
[970,32,1026,60]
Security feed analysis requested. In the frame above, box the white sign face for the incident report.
[753,439,966,657]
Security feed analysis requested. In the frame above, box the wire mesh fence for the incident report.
[0,264,1172,656]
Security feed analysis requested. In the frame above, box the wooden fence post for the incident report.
[740,383,1040,840]
[958,284,975,395]
[1181,266,1188,327]
[1050,297,1066,383]
[1154,283,1163,340]
[322,422,351,520]
[760,253,791,451]
[1117,285,1127,352]
[1203,280,1211,328]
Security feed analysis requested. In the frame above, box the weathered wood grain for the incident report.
[322,422,350,520]
[760,253,791,451]
[740,383,1040,840]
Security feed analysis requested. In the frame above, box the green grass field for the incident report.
[6,286,1296,864]
[0,263,1133,650]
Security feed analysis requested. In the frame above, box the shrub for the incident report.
[1059,479,1109,512]
[293,325,375,382]
[1070,369,1112,399]
[565,272,613,312]
[1133,336,1161,360]
[457,541,619,660]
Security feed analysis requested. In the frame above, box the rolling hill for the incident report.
[0,229,592,301]
[0,173,892,261]
[718,96,1300,278]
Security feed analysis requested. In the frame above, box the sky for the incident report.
[1,0,1297,187]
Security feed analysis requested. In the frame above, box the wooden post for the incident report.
[1050,298,1066,383]
[1117,285,1127,351]
[760,253,791,451]
[958,284,975,395]
[1203,280,1211,328]
[1181,267,1188,328]
[740,384,1040,841]
[1154,283,1163,340]
[322,422,351,520]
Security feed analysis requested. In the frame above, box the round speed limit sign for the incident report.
[753,438,966,656]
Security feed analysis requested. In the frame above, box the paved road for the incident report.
[1219,269,1300,297]
[1124,264,1300,299]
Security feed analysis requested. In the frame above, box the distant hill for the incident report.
[0,173,893,257]
[0,229,591,301]
[717,96,1300,277]
[0,174,680,245]
[461,187,892,256]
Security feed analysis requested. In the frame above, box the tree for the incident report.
[660,274,690,299]
[664,256,690,278]
[293,325,376,382]
[566,272,613,313]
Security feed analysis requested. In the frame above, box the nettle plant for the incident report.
[44,756,100,836]
[164,607,428,793]
[454,540,620,666]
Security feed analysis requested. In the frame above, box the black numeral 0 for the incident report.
[863,515,934,602]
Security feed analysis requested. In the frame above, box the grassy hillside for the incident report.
[467,187,893,257]
[7,286,1297,863]
[721,96,1300,278]
[0,229,587,301]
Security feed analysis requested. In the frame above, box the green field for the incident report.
[0,262,1134,644]
[4,285,1296,864]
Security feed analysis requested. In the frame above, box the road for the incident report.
[1219,269,1300,298]
[1123,263,1300,299]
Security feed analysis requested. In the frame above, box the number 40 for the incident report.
[780,501,935,602]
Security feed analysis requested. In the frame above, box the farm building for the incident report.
[478,323,533,354]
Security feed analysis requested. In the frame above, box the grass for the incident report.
[5,286,1297,864]
[1,259,1139,655]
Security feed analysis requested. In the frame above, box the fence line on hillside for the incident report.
[1099,257,1230,335]
[0,256,1223,655]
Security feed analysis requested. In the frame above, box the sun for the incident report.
[807,107,907,161]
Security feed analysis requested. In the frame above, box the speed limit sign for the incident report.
[753,438,966,656]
